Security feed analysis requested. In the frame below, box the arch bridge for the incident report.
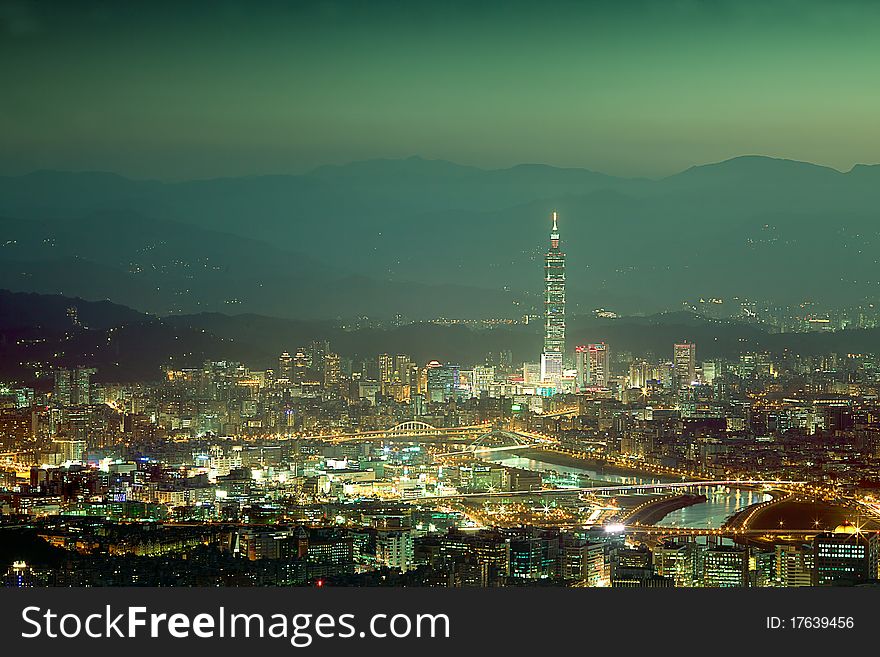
[387,421,442,435]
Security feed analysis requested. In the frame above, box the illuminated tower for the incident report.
[576,343,609,389]
[378,353,394,394]
[673,343,696,388]
[541,211,565,384]
[278,352,292,381]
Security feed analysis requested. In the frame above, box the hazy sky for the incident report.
[2,0,880,179]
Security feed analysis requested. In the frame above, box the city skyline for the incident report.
[3,0,880,597]
[2,190,879,594]
[5,283,880,590]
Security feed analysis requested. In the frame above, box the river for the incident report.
[488,454,771,528]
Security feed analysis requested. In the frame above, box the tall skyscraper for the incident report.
[576,343,610,389]
[292,350,309,383]
[277,352,293,381]
[427,361,459,402]
[53,369,72,407]
[73,367,96,405]
[393,354,413,385]
[673,343,696,388]
[53,367,96,407]
[472,365,495,395]
[309,340,330,370]
[323,353,341,388]
[378,354,394,393]
[629,360,652,390]
[541,211,565,384]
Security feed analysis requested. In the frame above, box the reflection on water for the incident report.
[658,488,769,528]
[488,455,771,528]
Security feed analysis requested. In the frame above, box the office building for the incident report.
[655,541,694,587]
[323,353,341,388]
[576,343,610,389]
[277,351,293,381]
[673,343,697,388]
[53,367,96,407]
[427,362,459,402]
[703,546,748,587]
[813,525,879,585]
[775,544,813,587]
[376,531,415,573]
[378,354,394,393]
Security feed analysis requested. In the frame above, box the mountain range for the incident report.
[3,290,879,383]
[0,155,878,319]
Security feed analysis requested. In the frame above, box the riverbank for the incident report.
[743,496,880,532]
[621,494,707,525]
[491,449,771,529]
[724,489,788,529]
[512,448,679,482]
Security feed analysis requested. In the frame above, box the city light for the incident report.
[1,36,878,594]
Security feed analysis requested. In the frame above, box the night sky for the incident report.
[2,0,879,179]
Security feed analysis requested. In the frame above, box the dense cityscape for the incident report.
[3,212,880,589]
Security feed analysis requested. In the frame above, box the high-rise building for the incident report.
[775,544,813,587]
[277,352,292,381]
[309,340,330,371]
[393,355,413,386]
[702,545,748,587]
[628,360,652,390]
[52,367,95,407]
[813,526,879,585]
[73,367,96,405]
[575,347,587,389]
[53,369,72,407]
[472,365,495,395]
[559,538,605,586]
[292,350,309,383]
[576,343,610,389]
[378,354,394,393]
[523,362,542,386]
[376,531,415,573]
[52,438,86,462]
[427,362,459,402]
[654,541,694,587]
[541,211,565,384]
[673,343,696,388]
[701,360,718,385]
[323,353,341,388]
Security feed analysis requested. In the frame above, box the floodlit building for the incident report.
[813,525,879,586]
[577,343,610,389]
[703,545,748,587]
[673,343,696,388]
[541,211,565,385]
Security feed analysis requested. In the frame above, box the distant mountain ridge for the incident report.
[0,289,148,332]
[2,289,879,384]
[0,154,878,319]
